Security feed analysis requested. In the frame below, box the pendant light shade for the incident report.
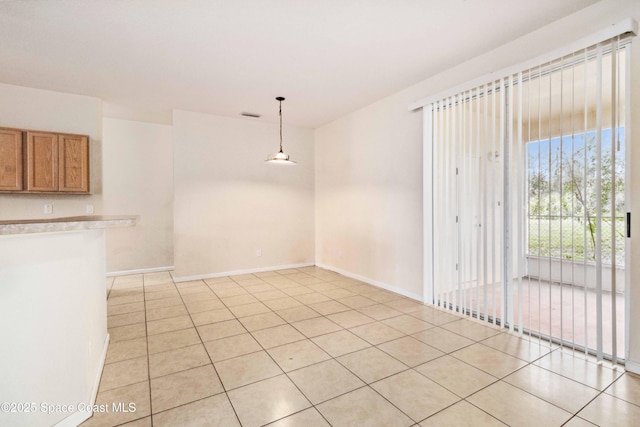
[266,96,296,165]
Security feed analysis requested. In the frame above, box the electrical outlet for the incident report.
[44,204,53,214]
[86,204,94,214]
[256,249,262,257]
[338,249,343,258]
[395,264,400,273]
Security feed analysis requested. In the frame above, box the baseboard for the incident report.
[54,334,109,427]
[625,359,640,375]
[173,262,316,283]
[110,263,424,303]
[91,333,110,407]
[107,266,174,277]
[53,409,92,427]
[315,263,424,302]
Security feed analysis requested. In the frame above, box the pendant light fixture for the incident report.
[266,96,296,165]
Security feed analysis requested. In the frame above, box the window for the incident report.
[527,128,625,266]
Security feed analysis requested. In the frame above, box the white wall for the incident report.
[0,229,107,427]
[315,101,424,299]
[0,83,103,219]
[315,0,640,363]
[102,118,174,273]
[172,110,315,279]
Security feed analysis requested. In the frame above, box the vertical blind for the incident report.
[420,27,633,362]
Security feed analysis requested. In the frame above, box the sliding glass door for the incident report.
[426,37,630,362]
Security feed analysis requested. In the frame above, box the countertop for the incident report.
[0,215,138,235]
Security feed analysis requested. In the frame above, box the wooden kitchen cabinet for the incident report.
[0,128,23,191]
[0,127,90,194]
[26,131,59,192]
[58,134,89,192]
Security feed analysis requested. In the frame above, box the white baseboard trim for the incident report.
[173,262,316,283]
[54,334,110,427]
[91,333,110,407]
[625,359,640,375]
[107,266,174,277]
[53,409,92,427]
[316,263,424,302]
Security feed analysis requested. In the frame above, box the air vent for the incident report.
[241,112,261,118]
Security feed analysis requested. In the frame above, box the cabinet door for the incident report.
[0,128,23,191]
[58,134,89,192]
[26,131,58,192]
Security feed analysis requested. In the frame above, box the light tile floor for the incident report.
[456,278,626,357]
[82,267,640,427]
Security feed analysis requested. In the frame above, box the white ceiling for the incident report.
[0,0,599,127]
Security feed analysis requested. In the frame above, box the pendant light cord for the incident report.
[279,99,283,153]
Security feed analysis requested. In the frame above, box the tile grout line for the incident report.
[215,271,366,424]
[141,280,396,420]
[222,272,436,425]
[101,275,151,426]
[302,279,447,424]
[171,276,245,427]
[559,371,640,425]
[142,274,154,426]
[223,271,334,425]
[265,269,402,426]
[259,270,334,422]
[103,267,620,427]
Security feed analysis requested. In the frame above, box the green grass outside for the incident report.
[528,217,625,265]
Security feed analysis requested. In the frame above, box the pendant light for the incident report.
[266,96,296,165]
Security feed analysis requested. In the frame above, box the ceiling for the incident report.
[0,0,599,128]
